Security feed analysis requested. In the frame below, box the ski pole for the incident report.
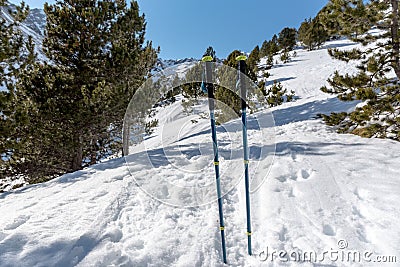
[201,55,227,264]
[236,55,252,255]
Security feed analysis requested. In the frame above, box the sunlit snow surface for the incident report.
[1,38,399,266]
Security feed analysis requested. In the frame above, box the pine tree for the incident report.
[265,81,295,107]
[181,46,217,101]
[321,0,400,141]
[318,0,382,42]
[260,40,269,58]
[260,35,280,58]
[10,0,157,180]
[311,16,329,48]
[259,34,280,70]
[181,62,204,99]
[247,45,260,75]
[203,46,216,61]
[181,46,217,114]
[0,0,36,180]
[213,50,263,124]
[165,74,181,102]
[298,17,329,50]
[265,54,274,69]
[317,1,343,38]
[280,51,289,63]
[278,27,297,52]
[0,0,33,87]
[298,18,314,50]
[270,34,280,55]
[215,50,242,122]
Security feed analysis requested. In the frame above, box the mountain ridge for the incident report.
[1,3,220,67]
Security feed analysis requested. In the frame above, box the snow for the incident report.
[153,58,197,78]
[1,38,400,266]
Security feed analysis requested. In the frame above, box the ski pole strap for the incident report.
[201,81,207,93]
[246,231,252,236]
[220,226,225,230]
[214,161,220,165]
[244,160,249,164]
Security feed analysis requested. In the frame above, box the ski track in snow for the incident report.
[1,38,400,266]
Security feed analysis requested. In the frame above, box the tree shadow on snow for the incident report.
[321,41,357,50]
[0,157,127,200]
[275,141,366,158]
[266,76,296,86]
[0,232,109,267]
[272,97,359,127]
[0,98,360,200]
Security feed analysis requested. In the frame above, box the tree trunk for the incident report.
[71,136,83,171]
[90,152,97,165]
[391,0,400,79]
[90,138,97,165]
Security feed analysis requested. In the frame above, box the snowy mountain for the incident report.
[1,36,399,266]
[0,2,45,59]
[152,58,199,78]
[155,58,197,70]
[1,1,45,36]
[24,7,46,36]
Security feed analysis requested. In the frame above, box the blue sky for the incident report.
[11,0,329,59]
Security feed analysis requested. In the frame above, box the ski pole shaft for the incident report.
[202,56,227,264]
[236,56,252,256]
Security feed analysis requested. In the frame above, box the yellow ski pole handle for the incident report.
[236,55,247,61]
[201,55,213,62]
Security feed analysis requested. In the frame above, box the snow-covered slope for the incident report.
[0,39,399,267]
[1,2,46,36]
[24,8,46,37]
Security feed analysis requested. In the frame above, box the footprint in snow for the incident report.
[4,215,30,231]
[351,205,364,219]
[273,187,282,193]
[102,227,123,243]
[354,187,369,201]
[288,187,295,198]
[276,175,287,183]
[289,174,297,181]
[296,169,312,180]
[127,239,145,250]
[288,186,301,198]
[278,226,288,242]
[355,223,369,243]
[290,152,297,162]
[322,224,336,236]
